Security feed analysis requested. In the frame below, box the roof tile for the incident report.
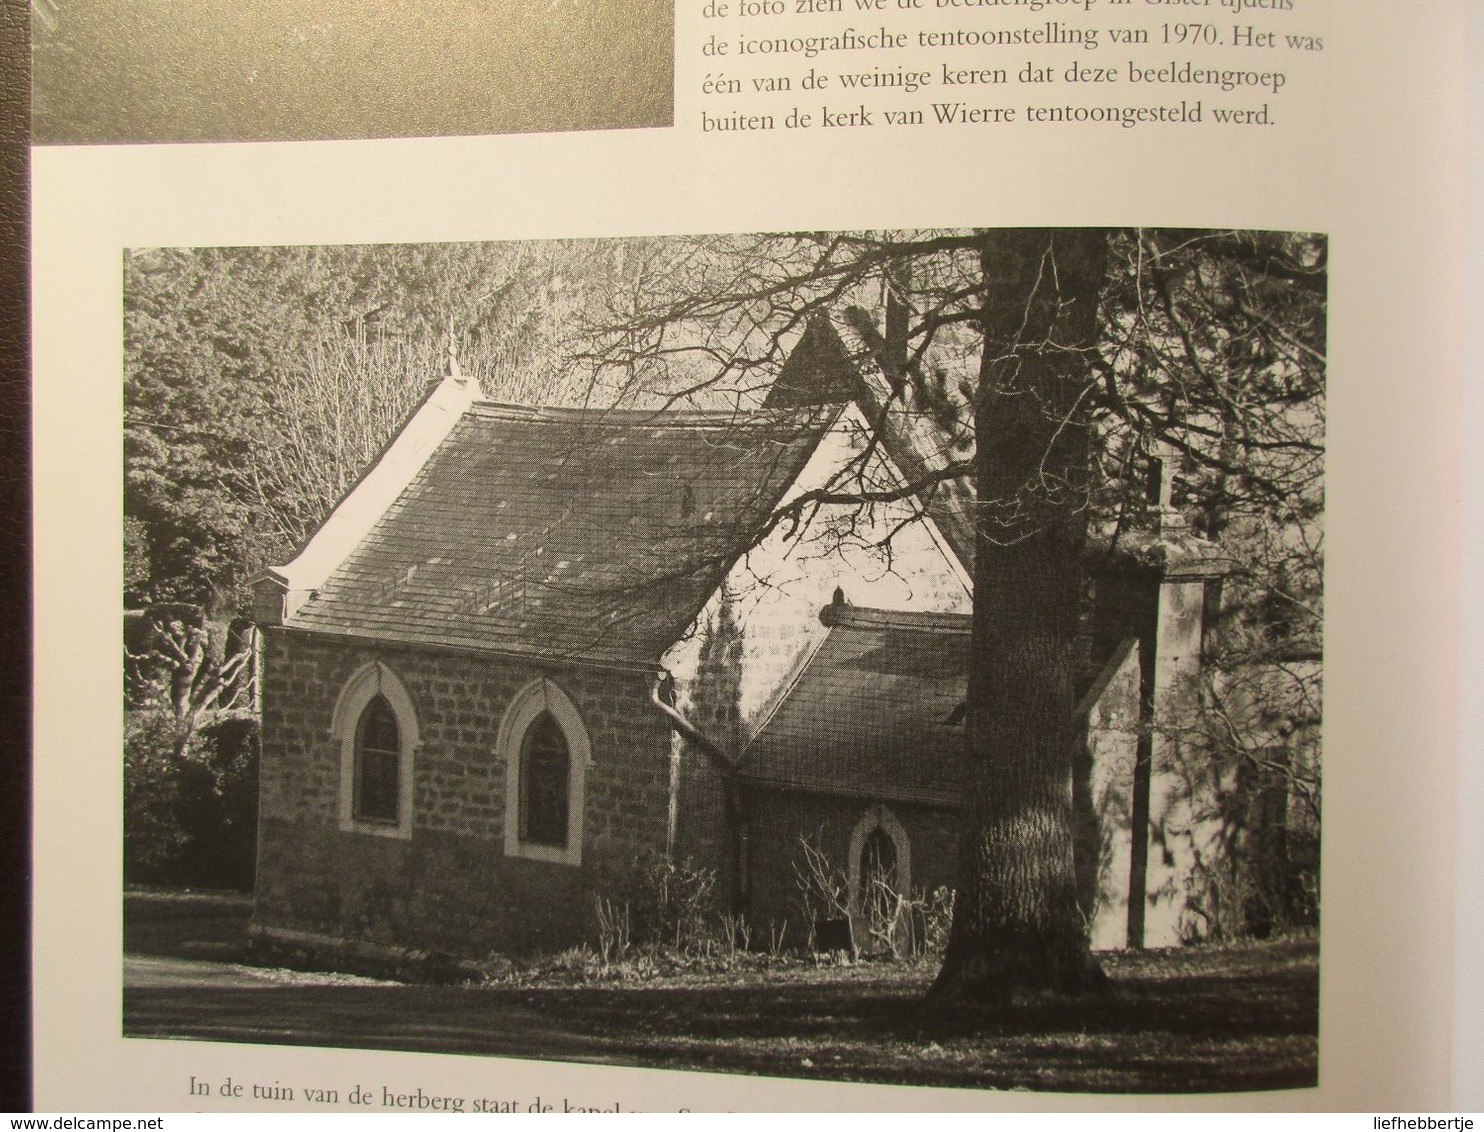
[289,401,830,665]
[740,605,970,806]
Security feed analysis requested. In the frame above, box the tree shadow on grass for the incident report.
[124,942,1317,1093]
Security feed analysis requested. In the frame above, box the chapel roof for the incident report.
[285,400,832,665]
[740,603,970,807]
[764,313,978,570]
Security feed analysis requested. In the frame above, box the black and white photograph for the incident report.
[120,229,1323,1095]
[31,0,674,145]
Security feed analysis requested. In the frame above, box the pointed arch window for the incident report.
[332,661,419,840]
[857,826,900,937]
[846,804,912,952]
[354,695,401,824]
[501,678,590,866]
[519,712,570,847]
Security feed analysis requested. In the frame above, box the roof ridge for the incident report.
[819,603,972,633]
[466,400,832,427]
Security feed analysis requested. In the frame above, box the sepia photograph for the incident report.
[120,229,1324,1095]
[31,0,674,145]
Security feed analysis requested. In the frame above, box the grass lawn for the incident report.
[123,890,1317,1094]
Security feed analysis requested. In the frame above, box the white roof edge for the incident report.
[271,374,480,596]
[829,314,976,582]
[802,402,973,595]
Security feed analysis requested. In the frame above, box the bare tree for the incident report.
[573,227,1325,1002]
[934,230,1111,997]
[243,326,438,550]
[124,605,259,758]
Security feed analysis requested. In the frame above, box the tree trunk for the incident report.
[931,230,1110,1002]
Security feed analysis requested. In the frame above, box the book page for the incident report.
[1452,7,1483,1112]
[30,0,1466,1111]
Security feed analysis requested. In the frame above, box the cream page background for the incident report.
[31,0,1470,1110]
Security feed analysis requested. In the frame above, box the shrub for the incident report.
[588,849,720,958]
[909,886,956,956]
[593,895,631,964]
[122,707,259,889]
[123,709,192,876]
[789,831,956,960]
[637,853,717,953]
[173,716,259,889]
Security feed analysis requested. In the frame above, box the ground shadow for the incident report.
[124,894,1318,1094]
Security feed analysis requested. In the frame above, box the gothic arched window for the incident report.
[858,825,899,936]
[501,678,591,866]
[354,694,401,824]
[519,712,570,847]
[846,805,912,953]
[333,661,418,840]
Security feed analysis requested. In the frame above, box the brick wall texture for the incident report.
[255,629,681,957]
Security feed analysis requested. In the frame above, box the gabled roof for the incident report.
[740,603,970,807]
[764,312,1234,582]
[284,399,833,666]
[764,313,978,570]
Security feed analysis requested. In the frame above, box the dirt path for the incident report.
[124,954,628,1063]
[121,892,1318,1092]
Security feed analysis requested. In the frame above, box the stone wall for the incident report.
[1145,577,1221,946]
[255,629,675,957]
[670,734,736,902]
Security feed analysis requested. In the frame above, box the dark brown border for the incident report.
[1,0,33,1114]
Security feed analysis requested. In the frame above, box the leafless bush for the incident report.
[590,850,720,957]
[716,911,751,960]
[638,853,718,954]
[767,919,789,956]
[860,875,907,958]
[908,886,956,957]
[592,895,631,965]
[792,831,852,939]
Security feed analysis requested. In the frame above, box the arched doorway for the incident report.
[858,826,899,945]
[847,805,911,954]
